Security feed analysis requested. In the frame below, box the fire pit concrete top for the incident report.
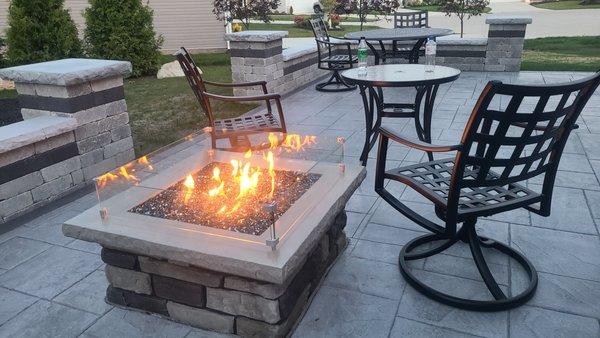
[63,146,365,284]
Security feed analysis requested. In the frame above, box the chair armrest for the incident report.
[329,35,354,43]
[202,91,281,103]
[380,127,462,153]
[315,38,351,47]
[204,80,267,88]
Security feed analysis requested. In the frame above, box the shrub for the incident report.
[213,0,281,29]
[232,23,243,32]
[293,16,305,27]
[329,13,341,28]
[293,15,311,29]
[441,0,489,37]
[5,0,81,66]
[335,0,400,30]
[0,37,6,68]
[289,5,294,14]
[84,0,163,77]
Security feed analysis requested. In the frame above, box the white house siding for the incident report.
[147,0,227,53]
[0,0,226,53]
[0,0,8,36]
[279,0,317,14]
[65,0,88,32]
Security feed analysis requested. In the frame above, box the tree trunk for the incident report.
[460,19,464,38]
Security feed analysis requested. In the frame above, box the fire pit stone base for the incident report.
[101,210,348,337]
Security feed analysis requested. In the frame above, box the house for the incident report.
[0,0,227,53]
[278,0,318,14]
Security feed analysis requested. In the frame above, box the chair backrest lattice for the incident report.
[310,18,329,41]
[393,10,428,28]
[451,74,600,215]
[175,47,209,118]
[309,18,333,55]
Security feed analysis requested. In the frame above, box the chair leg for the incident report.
[316,70,357,92]
[399,220,538,311]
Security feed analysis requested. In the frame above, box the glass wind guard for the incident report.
[93,130,348,250]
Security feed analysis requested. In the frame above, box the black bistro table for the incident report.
[345,28,453,65]
[342,64,460,165]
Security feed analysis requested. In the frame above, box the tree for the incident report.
[334,0,400,30]
[5,0,81,66]
[441,0,489,38]
[213,0,281,30]
[84,0,163,77]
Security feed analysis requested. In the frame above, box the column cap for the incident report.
[485,16,532,25]
[225,30,288,42]
[0,58,132,86]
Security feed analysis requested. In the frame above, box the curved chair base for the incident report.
[316,71,356,92]
[399,229,538,312]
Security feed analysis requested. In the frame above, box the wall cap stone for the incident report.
[0,116,77,154]
[485,15,532,25]
[283,44,317,62]
[225,30,288,42]
[437,36,488,46]
[0,58,132,86]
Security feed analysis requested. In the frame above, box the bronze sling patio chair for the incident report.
[374,73,600,311]
[309,18,358,92]
[175,47,287,151]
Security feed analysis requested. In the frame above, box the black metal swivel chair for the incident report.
[374,73,600,311]
[309,18,358,92]
[175,47,287,151]
[385,10,429,63]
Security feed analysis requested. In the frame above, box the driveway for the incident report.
[374,0,600,38]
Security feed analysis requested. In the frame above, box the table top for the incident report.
[341,64,461,87]
[344,27,453,41]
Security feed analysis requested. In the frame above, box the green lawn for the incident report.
[521,36,600,71]
[127,53,256,155]
[264,14,376,22]
[243,23,381,38]
[532,0,600,10]
[0,89,17,99]
[0,53,255,155]
[405,5,492,12]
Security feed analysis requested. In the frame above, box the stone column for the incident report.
[1,59,135,181]
[225,31,287,97]
[484,16,532,72]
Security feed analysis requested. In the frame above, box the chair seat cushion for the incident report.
[387,158,541,219]
[214,112,281,133]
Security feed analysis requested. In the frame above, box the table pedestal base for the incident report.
[358,84,439,165]
[316,70,357,92]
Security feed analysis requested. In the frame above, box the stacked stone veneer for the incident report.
[226,31,328,97]
[434,37,488,71]
[102,210,348,337]
[227,16,532,96]
[484,16,532,72]
[0,59,134,223]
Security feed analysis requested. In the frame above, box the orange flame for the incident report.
[208,167,224,197]
[119,166,138,183]
[138,156,153,170]
[96,172,119,189]
[265,151,275,198]
[187,134,315,216]
[183,174,195,204]
[268,133,316,152]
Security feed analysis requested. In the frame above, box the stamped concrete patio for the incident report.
[1,70,599,337]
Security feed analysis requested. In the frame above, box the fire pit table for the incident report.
[62,130,365,336]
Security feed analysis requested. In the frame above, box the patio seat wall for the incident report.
[226,15,532,96]
[0,59,135,225]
